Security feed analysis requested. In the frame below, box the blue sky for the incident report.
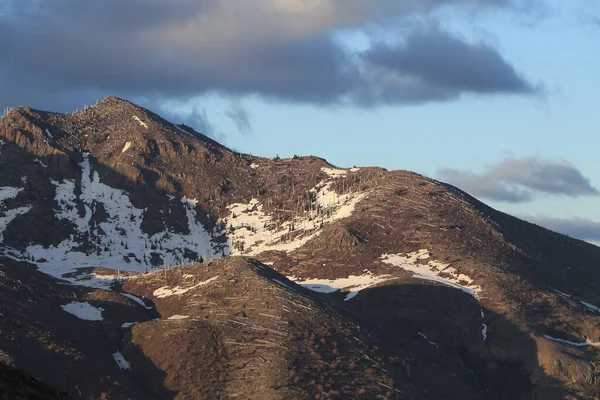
[1,0,599,243]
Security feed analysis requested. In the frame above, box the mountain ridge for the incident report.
[1,96,599,399]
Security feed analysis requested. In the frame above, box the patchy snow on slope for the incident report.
[223,178,369,256]
[418,332,438,347]
[321,167,347,178]
[480,308,488,341]
[34,159,48,168]
[66,271,123,289]
[551,288,572,298]
[249,163,259,169]
[0,187,23,202]
[551,287,600,313]
[132,116,148,128]
[112,352,131,370]
[153,276,219,298]
[122,141,132,153]
[0,187,30,241]
[121,322,138,329]
[381,250,481,298]
[24,153,220,285]
[580,300,600,313]
[61,302,104,321]
[45,129,54,139]
[288,272,392,301]
[543,335,600,347]
[168,315,190,320]
[121,293,153,309]
[0,206,31,242]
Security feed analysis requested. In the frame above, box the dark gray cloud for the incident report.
[225,101,252,136]
[524,216,600,243]
[355,27,536,105]
[438,157,599,202]
[158,105,226,143]
[0,0,540,111]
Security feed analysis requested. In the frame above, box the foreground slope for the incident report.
[0,97,599,398]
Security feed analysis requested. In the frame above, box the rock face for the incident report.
[1,97,600,399]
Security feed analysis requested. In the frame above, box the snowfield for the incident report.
[61,302,104,321]
[132,115,148,128]
[120,293,153,310]
[288,272,393,301]
[381,249,488,340]
[112,351,131,370]
[380,249,481,298]
[223,174,369,256]
[24,154,221,285]
[2,153,372,297]
[153,276,219,298]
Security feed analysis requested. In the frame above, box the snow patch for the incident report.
[480,308,487,341]
[168,315,190,320]
[65,271,123,289]
[0,207,31,241]
[288,272,392,301]
[551,288,600,313]
[580,300,600,313]
[0,187,30,242]
[321,167,347,177]
[23,154,220,285]
[122,141,132,153]
[418,332,438,347]
[34,159,48,168]
[381,250,481,298]
[112,351,131,370]
[61,302,104,321]
[543,335,600,347]
[249,163,259,169]
[132,116,148,128]
[153,276,219,298]
[121,293,153,310]
[223,180,369,256]
[121,322,138,329]
[45,129,54,139]
[0,187,23,202]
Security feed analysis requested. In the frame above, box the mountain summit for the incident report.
[1,97,599,399]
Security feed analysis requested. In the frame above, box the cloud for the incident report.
[438,157,599,202]
[355,27,536,105]
[524,216,600,243]
[158,105,226,143]
[225,100,252,136]
[0,0,540,111]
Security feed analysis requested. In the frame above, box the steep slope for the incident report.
[1,96,599,399]
[0,364,68,400]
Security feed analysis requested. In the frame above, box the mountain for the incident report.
[1,96,599,399]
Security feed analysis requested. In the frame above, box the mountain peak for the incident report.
[91,95,140,110]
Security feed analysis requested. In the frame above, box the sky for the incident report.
[1,0,599,245]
